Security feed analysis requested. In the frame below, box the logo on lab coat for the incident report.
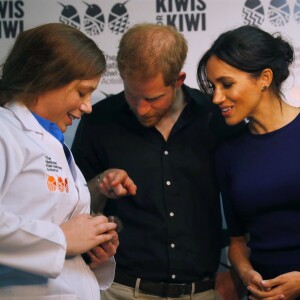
[47,175,69,193]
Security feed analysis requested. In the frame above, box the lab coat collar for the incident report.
[5,101,47,135]
[4,100,82,191]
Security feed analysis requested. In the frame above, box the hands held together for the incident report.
[244,270,300,300]
[59,169,136,268]
[60,213,119,268]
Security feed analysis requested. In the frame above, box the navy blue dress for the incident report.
[216,114,300,280]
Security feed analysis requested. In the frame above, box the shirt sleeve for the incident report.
[93,256,116,290]
[72,114,105,181]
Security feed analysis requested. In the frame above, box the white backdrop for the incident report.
[1,0,300,146]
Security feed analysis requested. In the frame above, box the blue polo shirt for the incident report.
[32,112,71,163]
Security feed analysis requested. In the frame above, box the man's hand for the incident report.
[86,229,119,269]
[98,169,137,198]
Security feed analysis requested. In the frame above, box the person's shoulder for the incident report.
[183,84,212,106]
[0,106,27,146]
[84,90,126,124]
[215,129,247,168]
[0,105,21,128]
[92,90,125,112]
[182,84,218,119]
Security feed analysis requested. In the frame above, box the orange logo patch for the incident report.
[65,178,69,193]
[47,175,57,191]
[47,175,69,193]
[57,177,64,192]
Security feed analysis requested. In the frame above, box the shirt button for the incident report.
[170,212,174,217]
[171,243,175,248]
[164,150,169,155]
[166,181,171,186]
[172,274,176,279]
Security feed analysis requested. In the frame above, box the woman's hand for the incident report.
[243,269,266,292]
[60,214,117,256]
[248,271,300,300]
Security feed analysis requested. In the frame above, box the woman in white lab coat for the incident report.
[0,23,118,299]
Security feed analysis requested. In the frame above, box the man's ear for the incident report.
[175,72,186,88]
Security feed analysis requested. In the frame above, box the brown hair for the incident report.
[0,23,106,105]
[117,23,187,85]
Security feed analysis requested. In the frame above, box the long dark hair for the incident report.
[197,25,294,99]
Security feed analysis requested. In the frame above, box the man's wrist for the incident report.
[96,173,103,187]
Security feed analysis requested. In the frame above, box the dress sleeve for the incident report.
[215,143,247,237]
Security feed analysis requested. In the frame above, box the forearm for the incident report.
[228,235,252,285]
[88,174,108,213]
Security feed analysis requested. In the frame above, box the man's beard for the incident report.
[136,114,160,127]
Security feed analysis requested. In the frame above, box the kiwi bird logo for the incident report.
[268,0,290,27]
[108,1,130,34]
[83,2,105,35]
[243,0,265,25]
[58,3,81,29]
[294,0,300,23]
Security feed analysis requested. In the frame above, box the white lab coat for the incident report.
[0,102,115,299]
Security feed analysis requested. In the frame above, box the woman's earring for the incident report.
[262,86,268,91]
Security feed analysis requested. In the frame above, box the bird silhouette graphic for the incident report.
[108,1,130,34]
[58,2,81,29]
[268,0,290,27]
[243,0,265,25]
[294,0,300,23]
[83,2,105,35]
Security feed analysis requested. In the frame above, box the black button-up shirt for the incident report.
[72,84,242,283]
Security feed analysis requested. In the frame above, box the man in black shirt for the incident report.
[72,23,243,300]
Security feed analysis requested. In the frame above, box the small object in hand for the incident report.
[108,215,123,233]
[81,252,91,265]
[91,212,123,233]
[81,213,123,265]
[82,214,123,265]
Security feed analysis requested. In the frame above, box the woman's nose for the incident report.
[81,98,92,114]
[212,89,225,105]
